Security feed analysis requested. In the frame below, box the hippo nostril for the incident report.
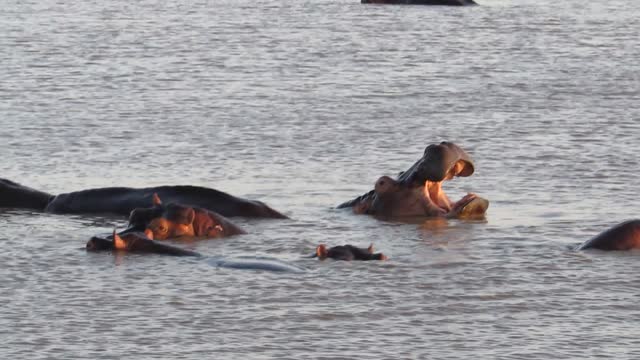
[378,180,385,186]
[86,239,95,250]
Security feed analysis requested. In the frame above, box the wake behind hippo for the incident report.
[338,142,489,219]
[0,178,286,219]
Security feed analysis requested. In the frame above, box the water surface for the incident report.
[1,0,639,358]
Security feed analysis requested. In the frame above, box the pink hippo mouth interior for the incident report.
[422,179,454,213]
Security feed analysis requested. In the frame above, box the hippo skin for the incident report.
[578,220,640,251]
[0,178,286,219]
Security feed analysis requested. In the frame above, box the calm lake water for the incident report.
[1,0,639,358]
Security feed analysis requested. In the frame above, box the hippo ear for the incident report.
[152,193,162,206]
[113,229,127,250]
[316,244,328,259]
[367,243,374,254]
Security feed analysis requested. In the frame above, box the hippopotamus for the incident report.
[87,230,305,272]
[337,142,489,219]
[578,220,640,251]
[0,178,286,218]
[129,194,246,240]
[361,0,477,5]
[314,244,388,261]
[87,230,200,256]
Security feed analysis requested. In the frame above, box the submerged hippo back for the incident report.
[0,178,53,210]
[45,187,154,215]
[579,220,640,251]
[45,185,287,218]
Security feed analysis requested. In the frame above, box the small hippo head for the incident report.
[145,203,198,240]
[86,230,154,252]
[144,203,227,240]
[315,244,388,261]
[86,229,199,257]
[127,194,244,240]
[127,193,165,231]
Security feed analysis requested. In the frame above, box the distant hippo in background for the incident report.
[578,220,640,251]
[0,178,287,219]
[361,0,477,5]
[314,244,388,261]
[338,142,489,219]
[129,194,246,240]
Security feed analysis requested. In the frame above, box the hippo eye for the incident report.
[158,226,167,233]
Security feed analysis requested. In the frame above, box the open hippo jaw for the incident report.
[367,175,464,217]
[339,142,479,218]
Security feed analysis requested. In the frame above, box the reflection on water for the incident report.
[2,0,640,358]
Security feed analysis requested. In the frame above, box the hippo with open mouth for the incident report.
[338,142,489,219]
[0,178,286,219]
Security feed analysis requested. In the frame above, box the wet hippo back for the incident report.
[0,178,53,210]
[46,187,155,215]
[45,185,286,218]
[579,220,640,251]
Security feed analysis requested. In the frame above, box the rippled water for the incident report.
[2,0,640,358]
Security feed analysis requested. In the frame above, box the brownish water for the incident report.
[1,0,639,358]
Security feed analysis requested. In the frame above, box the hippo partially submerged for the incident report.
[87,230,305,272]
[127,194,246,240]
[0,178,286,218]
[314,244,388,261]
[578,220,640,251]
[87,230,200,256]
[361,0,477,5]
[338,142,489,219]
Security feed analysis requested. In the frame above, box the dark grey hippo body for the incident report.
[578,220,640,251]
[362,0,476,5]
[0,178,286,218]
[313,244,388,261]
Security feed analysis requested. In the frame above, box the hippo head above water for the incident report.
[86,230,200,256]
[338,142,489,219]
[127,194,246,240]
[315,244,388,261]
